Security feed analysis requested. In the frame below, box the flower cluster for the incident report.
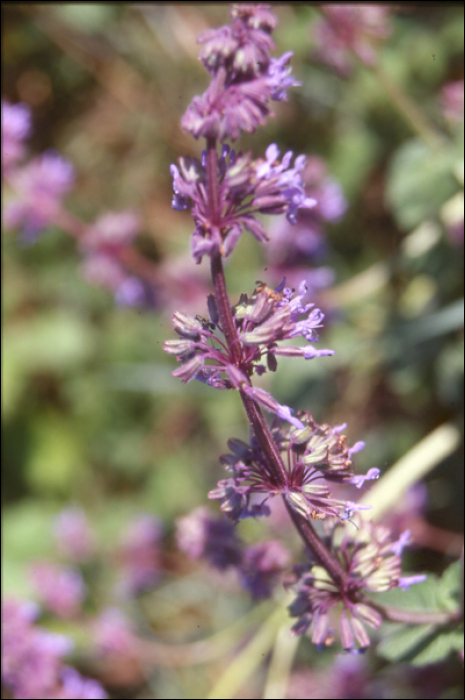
[1,598,107,699]
[171,143,316,262]
[288,518,425,651]
[176,507,289,599]
[209,412,376,523]
[164,279,334,425]
[313,5,392,76]
[181,4,300,141]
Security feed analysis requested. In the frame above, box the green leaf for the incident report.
[387,138,458,230]
[378,622,463,666]
[375,562,463,665]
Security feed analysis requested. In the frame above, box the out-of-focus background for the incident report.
[2,4,464,699]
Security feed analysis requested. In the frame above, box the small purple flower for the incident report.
[4,150,74,242]
[349,467,380,489]
[266,51,301,101]
[81,252,126,289]
[80,210,149,305]
[398,574,427,590]
[1,99,31,173]
[117,515,162,595]
[176,506,242,570]
[53,508,95,562]
[30,562,85,618]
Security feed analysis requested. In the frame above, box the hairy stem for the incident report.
[367,598,462,626]
[284,499,348,586]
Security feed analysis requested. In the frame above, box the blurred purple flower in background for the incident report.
[2,598,107,699]
[176,506,242,570]
[53,508,95,562]
[30,562,85,618]
[84,210,141,251]
[177,508,290,600]
[81,210,147,306]
[92,608,138,657]
[1,99,31,173]
[265,157,346,294]
[4,150,74,242]
[117,515,162,596]
[58,667,108,700]
[313,5,392,76]
[239,539,290,599]
[440,80,464,124]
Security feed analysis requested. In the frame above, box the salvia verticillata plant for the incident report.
[163,3,460,653]
[3,6,463,692]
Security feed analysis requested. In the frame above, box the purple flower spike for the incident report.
[181,5,299,143]
[176,506,242,570]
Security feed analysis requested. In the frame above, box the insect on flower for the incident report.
[254,280,286,302]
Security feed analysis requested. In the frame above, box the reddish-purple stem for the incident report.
[205,139,348,586]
